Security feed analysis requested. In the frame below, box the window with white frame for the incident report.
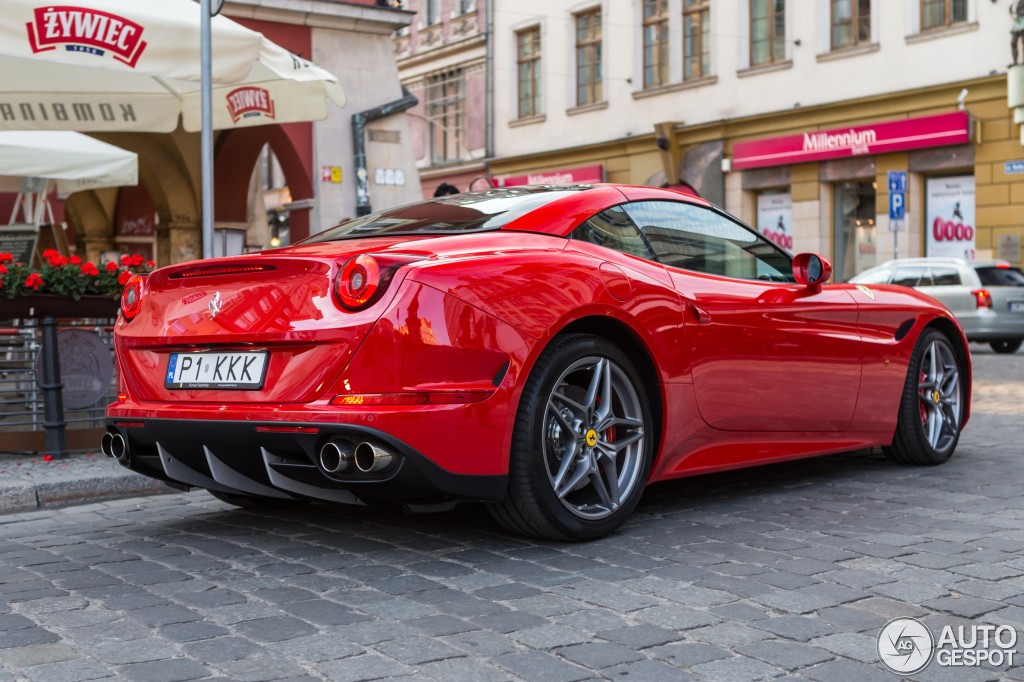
[642,0,670,88]
[424,0,440,25]
[920,0,967,30]
[831,0,870,49]
[517,27,542,118]
[457,0,474,14]
[575,8,603,105]
[683,0,711,79]
[425,69,465,163]
[750,0,786,66]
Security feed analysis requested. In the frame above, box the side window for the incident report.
[891,266,926,287]
[622,200,793,281]
[929,267,962,286]
[570,206,656,261]
[854,268,893,284]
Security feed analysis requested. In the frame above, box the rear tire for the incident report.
[989,339,1022,354]
[884,329,964,466]
[208,490,310,510]
[488,334,653,541]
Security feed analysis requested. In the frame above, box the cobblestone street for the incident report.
[1,346,1023,681]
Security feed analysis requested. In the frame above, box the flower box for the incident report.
[0,294,119,320]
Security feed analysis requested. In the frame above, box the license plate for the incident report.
[1010,301,1024,312]
[165,351,268,389]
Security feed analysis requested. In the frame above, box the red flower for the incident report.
[120,254,131,265]
[145,260,155,268]
[0,264,6,275]
[130,254,144,267]
[0,252,13,263]
[118,270,132,285]
[105,261,119,272]
[25,273,43,290]
[42,249,59,258]
[69,255,82,265]
[81,262,100,276]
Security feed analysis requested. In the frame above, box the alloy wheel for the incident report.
[542,355,645,520]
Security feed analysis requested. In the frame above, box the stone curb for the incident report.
[0,456,170,515]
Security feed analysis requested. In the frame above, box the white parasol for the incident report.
[0,0,346,132]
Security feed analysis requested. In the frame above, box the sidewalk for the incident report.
[0,450,169,514]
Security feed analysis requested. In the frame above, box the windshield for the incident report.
[976,266,1024,287]
[303,186,591,242]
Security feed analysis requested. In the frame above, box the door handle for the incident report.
[688,303,711,324]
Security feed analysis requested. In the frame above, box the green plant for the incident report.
[0,250,154,300]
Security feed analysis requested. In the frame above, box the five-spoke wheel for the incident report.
[886,329,964,465]
[489,334,653,540]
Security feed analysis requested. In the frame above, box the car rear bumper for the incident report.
[102,415,507,505]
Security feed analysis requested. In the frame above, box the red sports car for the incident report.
[105,185,970,540]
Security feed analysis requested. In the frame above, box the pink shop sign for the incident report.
[732,112,971,171]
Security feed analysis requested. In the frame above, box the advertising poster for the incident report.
[756,191,793,250]
[926,176,975,260]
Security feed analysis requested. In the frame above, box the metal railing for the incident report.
[0,316,117,455]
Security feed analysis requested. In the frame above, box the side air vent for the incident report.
[894,319,915,341]
[169,264,277,279]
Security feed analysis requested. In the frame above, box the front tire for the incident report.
[989,339,1022,354]
[488,334,653,541]
[208,490,310,510]
[884,329,964,466]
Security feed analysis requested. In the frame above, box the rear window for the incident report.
[303,186,589,242]
[976,266,1024,287]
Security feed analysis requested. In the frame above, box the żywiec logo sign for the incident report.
[226,87,276,124]
[26,6,147,67]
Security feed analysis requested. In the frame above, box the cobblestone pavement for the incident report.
[1,346,1023,682]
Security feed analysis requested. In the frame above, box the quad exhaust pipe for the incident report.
[319,439,396,475]
[105,433,129,462]
[101,432,114,458]
[319,440,356,474]
[355,441,395,473]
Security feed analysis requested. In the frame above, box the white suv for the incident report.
[850,258,1024,354]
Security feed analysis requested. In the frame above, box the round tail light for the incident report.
[336,254,384,310]
[121,274,145,320]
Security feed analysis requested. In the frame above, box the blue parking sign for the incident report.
[889,191,905,221]
[888,171,907,193]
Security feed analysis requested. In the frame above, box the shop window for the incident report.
[755,190,793,251]
[516,27,542,118]
[684,0,711,80]
[833,181,876,282]
[831,0,870,49]
[425,69,465,163]
[921,0,968,31]
[575,9,603,106]
[750,0,786,66]
[642,0,670,88]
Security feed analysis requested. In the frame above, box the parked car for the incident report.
[105,185,970,540]
[850,258,1024,354]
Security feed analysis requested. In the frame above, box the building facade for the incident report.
[486,0,1023,277]
[394,0,491,198]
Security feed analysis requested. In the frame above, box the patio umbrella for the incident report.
[0,131,137,195]
[0,130,137,227]
[0,1,347,133]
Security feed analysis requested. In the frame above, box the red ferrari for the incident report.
[105,185,970,540]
